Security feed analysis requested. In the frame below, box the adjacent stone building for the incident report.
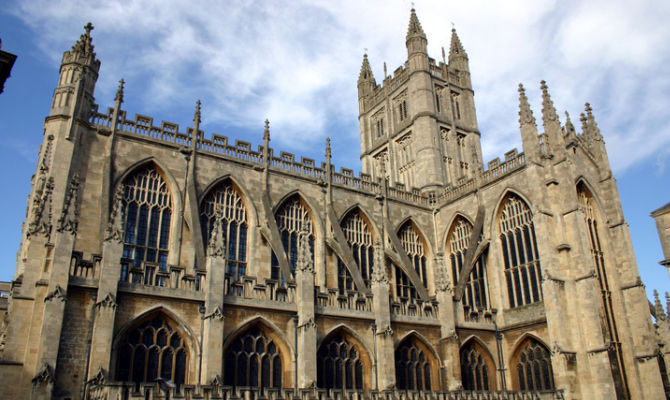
[0,10,667,400]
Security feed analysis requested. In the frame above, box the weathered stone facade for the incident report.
[0,11,667,400]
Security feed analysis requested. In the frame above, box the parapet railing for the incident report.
[315,288,373,313]
[89,109,526,209]
[224,275,296,304]
[391,297,439,319]
[118,260,206,292]
[86,382,565,400]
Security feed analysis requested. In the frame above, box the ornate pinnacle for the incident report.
[518,83,536,127]
[406,8,426,39]
[263,119,270,142]
[564,111,576,137]
[449,27,468,59]
[540,80,558,123]
[325,137,331,162]
[194,100,202,126]
[72,22,95,57]
[115,78,125,104]
[655,290,666,320]
[584,102,602,138]
[666,292,670,318]
[580,112,588,135]
[358,53,374,83]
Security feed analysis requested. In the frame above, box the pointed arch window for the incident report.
[224,325,282,388]
[393,265,417,302]
[512,338,554,391]
[398,221,428,287]
[116,315,188,387]
[499,194,542,308]
[200,181,248,281]
[448,217,489,312]
[121,165,172,285]
[578,184,628,398]
[395,338,432,391]
[460,340,496,390]
[271,196,314,284]
[317,333,364,390]
[340,210,374,290]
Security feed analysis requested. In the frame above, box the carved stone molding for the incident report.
[371,240,389,285]
[95,293,117,310]
[207,206,227,259]
[434,252,451,293]
[58,174,80,234]
[204,305,225,321]
[105,185,125,243]
[28,177,54,238]
[44,285,66,303]
[296,227,314,274]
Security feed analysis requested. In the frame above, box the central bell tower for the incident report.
[358,9,482,193]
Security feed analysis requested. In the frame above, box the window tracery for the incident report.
[116,316,187,387]
[317,333,364,390]
[224,326,282,388]
[398,221,428,287]
[448,217,489,312]
[395,338,432,390]
[512,338,554,391]
[271,196,314,283]
[460,340,495,390]
[121,165,172,285]
[200,181,248,282]
[340,210,374,291]
[499,194,542,308]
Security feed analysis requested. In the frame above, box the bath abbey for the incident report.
[1,9,669,400]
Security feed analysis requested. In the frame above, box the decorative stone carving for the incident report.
[296,226,314,273]
[210,374,224,387]
[31,362,55,386]
[204,305,225,321]
[87,367,106,385]
[105,184,125,243]
[207,206,227,258]
[371,239,388,285]
[298,316,316,331]
[95,292,117,310]
[376,324,393,337]
[434,252,451,293]
[44,285,66,303]
[57,174,80,234]
[28,177,54,238]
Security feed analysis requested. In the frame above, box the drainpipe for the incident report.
[371,322,378,391]
[293,314,299,394]
[494,320,507,391]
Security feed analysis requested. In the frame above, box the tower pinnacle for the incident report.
[449,27,468,59]
[115,78,125,104]
[518,84,536,127]
[406,8,426,40]
[72,22,95,58]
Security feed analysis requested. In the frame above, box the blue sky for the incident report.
[0,0,669,301]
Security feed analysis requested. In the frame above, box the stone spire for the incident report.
[357,54,376,98]
[72,22,96,58]
[564,111,577,140]
[584,102,602,139]
[540,80,564,155]
[448,27,468,60]
[405,8,428,57]
[406,8,426,40]
[540,80,559,124]
[518,84,536,127]
[263,119,271,161]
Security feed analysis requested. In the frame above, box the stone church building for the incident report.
[0,9,668,400]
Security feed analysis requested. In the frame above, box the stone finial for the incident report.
[296,225,314,273]
[371,239,388,285]
[115,78,125,104]
[263,119,270,143]
[28,177,54,238]
[383,61,387,78]
[580,112,588,135]
[441,46,446,64]
[540,80,558,123]
[193,99,202,126]
[584,102,602,139]
[105,184,125,243]
[57,174,80,234]
[72,22,95,57]
[207,205,227,258]
[564,111,577,138]
[518,83,536,127]
[325,137,331,162]
[406,8,426,40]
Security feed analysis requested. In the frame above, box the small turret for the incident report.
[405,8,427,57]
[518,83,541,161]
[540,80,565,156]
[50,23,101,119]
[448,27,471,89]
[357,53,376,99]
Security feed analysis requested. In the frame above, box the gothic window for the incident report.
[578,184,628,398]
[116,315,188,387]
[340,210,374,290]
[317,333,364,390]
[499,194,542,308]
[435,92,441,113]
[451,92,461,120]
[376,118,385,137]
[394,265,417,301]
[398,221,428,287]
[121,165,172,282]
[224,326,282,388]
[200,180,248,281]
[512,338,554,391]
[337,257,354,294]
[395,338,432,391]
[460,339,496,390]
[399,100,408,121]
[271,196,314,283]
[447,217,490,312]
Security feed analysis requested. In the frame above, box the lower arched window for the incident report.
[224,326,282,388]
[460,340,495,390]
[512,338,554,391]
[317,333,363,390]
[116,316,188,386]
[395,339,432,391]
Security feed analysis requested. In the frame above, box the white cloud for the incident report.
[8,0,670,173]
